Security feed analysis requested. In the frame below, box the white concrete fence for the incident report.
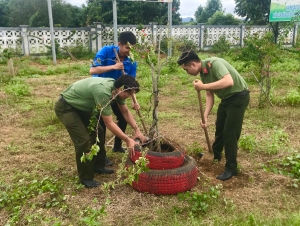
[0,22,298,55]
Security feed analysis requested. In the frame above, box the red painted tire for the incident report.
[130,138,186,170]
[126,155,198,195]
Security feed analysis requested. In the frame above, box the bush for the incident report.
[176,36,197,52]
[159,38,168,54]
[4,78,31,97]
[68,41,94,59]
[239,135,257,152]
[284,89,300,106]
[211,35,230,53]
[159,36,198,54]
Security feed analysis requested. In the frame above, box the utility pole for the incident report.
[47,0,57,65]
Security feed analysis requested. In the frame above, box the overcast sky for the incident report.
[65,0,236,18]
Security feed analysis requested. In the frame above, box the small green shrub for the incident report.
[0,177,66,210]
[80,206,106,226]
[166,56,180,73]
[262,149,300,187]
[159,38,168,54]
[160,36,197,54]
[211,35,231,53]
[176,185,221,215]
[281,150,300,180]
[284,89,300,106]
[36,57,52,65]
[239,135,257,152]
[68,41,94,59]
[4,78,31,97]
[263,127,289,155]
[0,57,7,65]
[0,47,22,59]
[176,36,197,52]
[187,141,204,155]
[17,65,42,76]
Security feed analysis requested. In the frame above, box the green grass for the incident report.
[0,52,300,225]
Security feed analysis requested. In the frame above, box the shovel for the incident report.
[197,90,213,153]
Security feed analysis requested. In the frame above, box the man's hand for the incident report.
[132,127,147,144]
[113,62,124,70]
[125,137,137,157]
[200,117,208,128]
[193,79,205,91]
[132,102,140,110]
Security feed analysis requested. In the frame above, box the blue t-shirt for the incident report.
[91,45,137,79]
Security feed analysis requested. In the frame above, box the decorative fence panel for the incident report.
[0,23,298,55]
[204,25,241,47]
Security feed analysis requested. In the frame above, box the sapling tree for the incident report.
[80,27,183,190]
[238,31,281,107]
[130,27,182,151]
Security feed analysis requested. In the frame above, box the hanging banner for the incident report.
[269,0,300,22]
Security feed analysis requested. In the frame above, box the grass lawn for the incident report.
[0,51,300,225]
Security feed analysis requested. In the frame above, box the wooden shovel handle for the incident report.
[197,90,213,153]
[131,94,148,134]
[113,48,125,75]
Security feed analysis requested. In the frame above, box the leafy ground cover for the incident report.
[0,52,300,225]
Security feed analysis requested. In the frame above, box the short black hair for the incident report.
[114,75,140,93]
[118,31,137,45]
[177,50,201,65]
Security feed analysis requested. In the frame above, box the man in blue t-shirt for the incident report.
[90,31,140,155]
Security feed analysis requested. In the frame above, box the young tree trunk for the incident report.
[149,64,161,152]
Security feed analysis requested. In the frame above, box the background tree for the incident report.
[194,5,203,19]
[195,0,223,23]
[67,5,85,27]
[207,11,241,25]
[7,0,44,26]
[51,2,84,27]
[5,0,82,27]
[0,0,10,27]
[234,0,271,25]
[194,5,204,23]
[83,0,181,25]
[1,0,181,27]
[81,0,102,26]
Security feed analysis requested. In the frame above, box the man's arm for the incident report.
[101,114,137,157]
[193,74,234,91]
[117,103,144,139]
[89,62,124,75]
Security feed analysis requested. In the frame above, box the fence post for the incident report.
[20,25,30,56]
[198,23,205,50]
[88,25,94,52]
[240,24,245,47]
[292,24,298,47]
[150,22,158,48]
[94,22,103,51]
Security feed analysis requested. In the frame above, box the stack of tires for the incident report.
[126,139,198,195]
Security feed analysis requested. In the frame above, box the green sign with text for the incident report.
[269,0,300,22]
